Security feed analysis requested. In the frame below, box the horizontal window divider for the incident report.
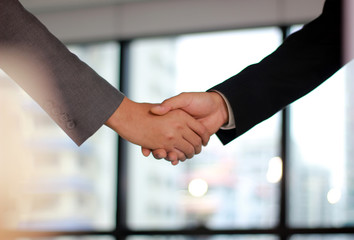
[0,230,112,238]
[5,226,354,238]
[123,227,354,236]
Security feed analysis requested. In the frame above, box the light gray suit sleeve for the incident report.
[0,0,125,146]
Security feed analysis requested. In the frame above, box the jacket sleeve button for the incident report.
[66,120,76,129]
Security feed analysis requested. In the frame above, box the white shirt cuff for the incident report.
[211,90,236,130]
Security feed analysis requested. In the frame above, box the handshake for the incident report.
[105,91,230,166]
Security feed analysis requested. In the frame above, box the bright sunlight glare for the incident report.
[188,178,209,197]
[266,157,283,183]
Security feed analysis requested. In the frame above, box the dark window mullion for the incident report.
[116,40,132,240]
[279,25,292,240]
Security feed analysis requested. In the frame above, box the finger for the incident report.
[183,132,202,155]
[166,151,178,162]
[151,149,167,159]
[187,117,210,146]
[175,139,195,159]
[151,93,191,116]
[168,149,187,161]
[171,160,179,166]
[180,115,207,153]
[141,147,151,157]
[171,118,199,159]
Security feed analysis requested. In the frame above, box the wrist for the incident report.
[209,91,229,129]
[105,97,134,135]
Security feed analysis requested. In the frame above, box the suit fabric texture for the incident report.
[0,0,125,146]
[212,0,344,145]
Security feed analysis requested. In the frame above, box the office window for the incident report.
[288,61,354,228]
[2,22,353,240]
[125,28,282,230]
[0,42,119,231]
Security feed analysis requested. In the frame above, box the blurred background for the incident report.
[0,0,353,239]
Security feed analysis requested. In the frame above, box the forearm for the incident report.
[0,0,124,145]
[211,0,342,144]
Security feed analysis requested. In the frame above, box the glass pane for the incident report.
[288,60,354,227]
[0,42,119,231]
[127,235,278,240]
[290,235,354,240]
[126,28,282,229]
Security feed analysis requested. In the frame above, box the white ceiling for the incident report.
[21,0,152,13]
[20,0,325,42]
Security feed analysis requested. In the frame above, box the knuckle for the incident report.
[176,124,184,131]
[166,135,175,143]
[170,120,184,130]
[165,132,175,142]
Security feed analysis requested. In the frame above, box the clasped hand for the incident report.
[106,92,229,165]
[145,91,229,165]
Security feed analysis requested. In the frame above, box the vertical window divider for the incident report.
[116,40,132,240]
[279,25,291,240]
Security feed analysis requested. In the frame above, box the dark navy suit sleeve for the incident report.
[211,0,343,145]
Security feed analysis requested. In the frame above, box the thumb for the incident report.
[150,104,171,116]
[151,93,190,116]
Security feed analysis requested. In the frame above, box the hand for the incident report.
[105,97,210,160]
[142,92,229,165]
